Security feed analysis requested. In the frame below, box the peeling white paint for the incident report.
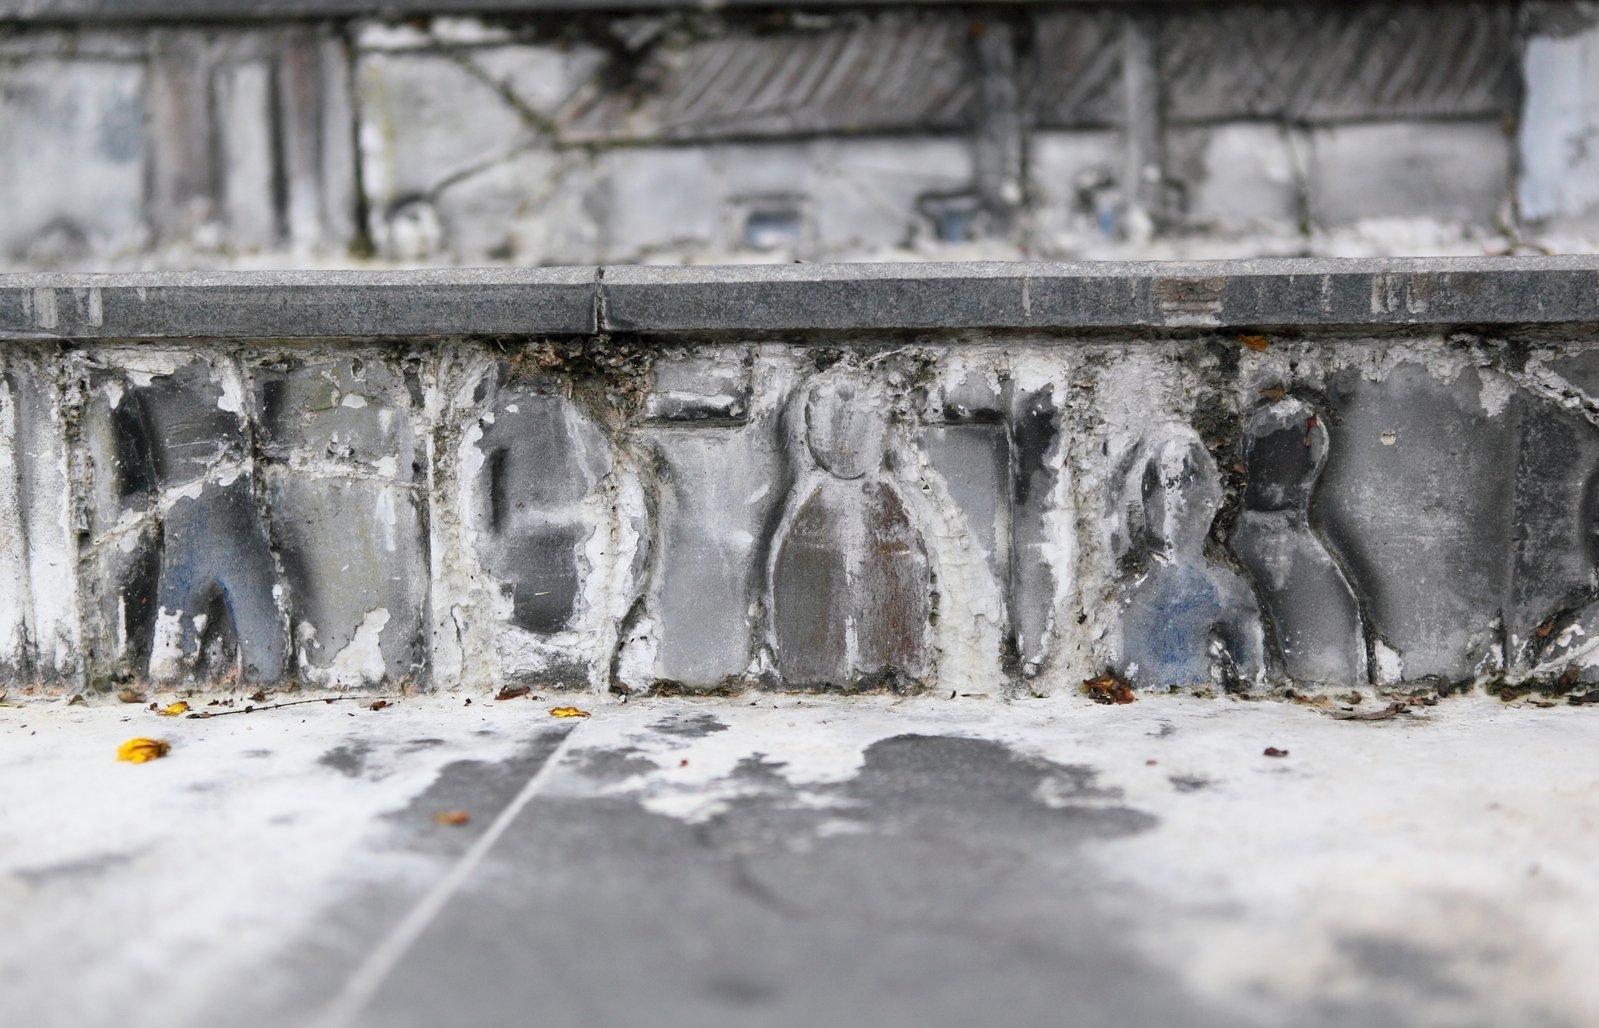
[148,606,187,681]
[1373,639,1404,685]
[323,607,392,687]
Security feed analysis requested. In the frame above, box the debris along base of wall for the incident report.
[7,261,1599,701]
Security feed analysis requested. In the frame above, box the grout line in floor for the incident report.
[308,721,583,1028]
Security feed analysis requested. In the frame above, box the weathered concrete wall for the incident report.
[4,258,1599,699]
[2,1,1596,268]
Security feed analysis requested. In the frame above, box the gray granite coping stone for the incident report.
[2,0,1248,22]
[0,267,600,340]
[2,257,1596,340]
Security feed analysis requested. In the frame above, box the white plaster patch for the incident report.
[147,606,187,681]
[215,368,245,415]
[1478,372,1515,418]
[1373,639,1404,685]
[324,607,392,687]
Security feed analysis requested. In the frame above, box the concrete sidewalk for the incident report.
[3,691,1595,1027]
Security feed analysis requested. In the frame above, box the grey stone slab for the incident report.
[1112,426,1264,689]
[1161,3,1519,124]
[1007,382,1062,670]
[597,258,1599,334]
[1,0,1160,19]
[1025,10,1123,129]
[1504,395,1599,670]
[0,268,599,338]
[4,260,1599,339]
[647,425,789,687]
[559,14,978,143]
[253,354,429,686]
[86,356,290,684]
[356,48,546,212]
[923,423,1009,576]
[0,57,147,263]
[154,479,289,683]
[1519,15,1599,225]
[773,481,931,688]
[467,380,611,636]
[1166,124,1302,231]
[0,352,79,682]
[1231,397,1366,685]
[643,348,788,689]
[1317,364,1514,683]
[645,349,751,421]
[1304,121,1512,228]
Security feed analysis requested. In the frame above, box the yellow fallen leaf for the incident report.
[117,737,171,763]
[434,810,470,826]
[549,706,591,719]
[158,701,189,717]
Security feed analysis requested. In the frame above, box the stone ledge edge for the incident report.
[0,0,1259,22]
[2,257,1597,340]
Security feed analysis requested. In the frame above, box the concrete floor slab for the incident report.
[2,692,1596,1027]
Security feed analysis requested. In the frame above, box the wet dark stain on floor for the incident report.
[319,740,372,778]
[649,712,730,738]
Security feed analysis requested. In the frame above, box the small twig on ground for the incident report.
[184,696,396,719]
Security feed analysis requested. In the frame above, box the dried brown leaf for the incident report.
[1081,672,1137,705]
[495,686,531,701]
[434,810,470,826]
[1237,334,1271,352]
[1329,702,1409,721]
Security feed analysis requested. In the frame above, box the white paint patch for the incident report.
[324,608,392,687]
[341,394,369,409]
[215,368,245,415]
[147,606,187,681]
[459,423,487,476]
[1373,639,1404,685]
[374,487,398,553]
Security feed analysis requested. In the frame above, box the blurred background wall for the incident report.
[1,0,1596,270]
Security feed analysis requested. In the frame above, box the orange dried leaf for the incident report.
[434,810,470,826]
[1237,334,1271,352]
[158,701,189,717]
[549,706,591,719]
[117,737,171,763]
